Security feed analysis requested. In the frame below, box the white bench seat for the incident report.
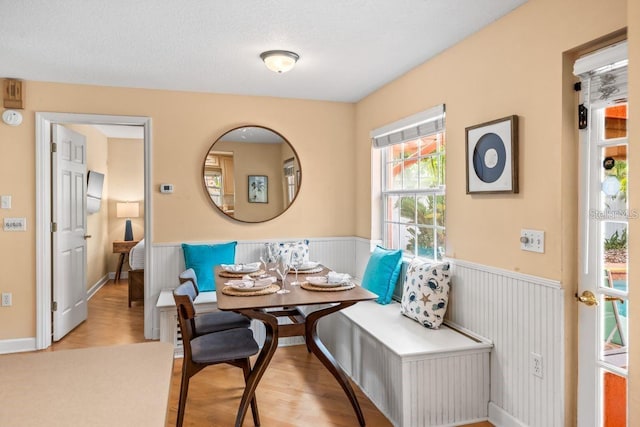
[318,300,492,427]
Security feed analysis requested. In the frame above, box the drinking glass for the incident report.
[275,256,291,294]
[290,258,303,286]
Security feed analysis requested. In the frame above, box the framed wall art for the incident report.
[465,115,519,194]
[248,175,268,203]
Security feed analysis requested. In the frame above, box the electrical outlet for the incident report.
[531,352,543,378]
[3,217,26,231]
[1,195,11,209]
[1,292,12,307]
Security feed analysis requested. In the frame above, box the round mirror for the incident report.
[203,126,301,223]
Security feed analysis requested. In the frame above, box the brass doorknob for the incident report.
[575,290,598,306]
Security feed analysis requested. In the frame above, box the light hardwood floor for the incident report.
[50,280,492,427]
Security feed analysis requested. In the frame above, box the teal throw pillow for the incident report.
[362,245,403,305]
[181,242,237,292]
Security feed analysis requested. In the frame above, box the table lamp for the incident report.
[116,202,139,241]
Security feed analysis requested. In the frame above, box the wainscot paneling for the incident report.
[447,259,564,427]
[149,237,366,339]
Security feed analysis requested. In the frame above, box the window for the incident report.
[372,105,446,260]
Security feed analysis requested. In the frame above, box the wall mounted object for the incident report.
[248,175,268,203]
[3,79,24,109]
[86,171,105,214]
[203,125,301,223]
[466,115,519,194]
[2,109,22,126]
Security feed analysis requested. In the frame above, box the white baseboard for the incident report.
[0,337,37,354]
[489,402,528,427]
[87,274,110,300]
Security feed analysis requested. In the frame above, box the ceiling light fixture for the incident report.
[260,50,300,74]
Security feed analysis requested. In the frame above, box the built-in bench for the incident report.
[317,299,492,427]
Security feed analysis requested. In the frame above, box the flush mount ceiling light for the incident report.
[260,50,300,73]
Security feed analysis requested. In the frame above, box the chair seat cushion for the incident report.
[194,311,251,336]
[191,328,259,364]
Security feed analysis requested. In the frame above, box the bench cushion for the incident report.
[340,300,488,358]
[400,259,451,329]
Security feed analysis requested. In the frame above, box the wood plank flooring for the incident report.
[50,280,492,427]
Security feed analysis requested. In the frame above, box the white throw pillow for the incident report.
[265,240,310,264]
[400,259,451,329]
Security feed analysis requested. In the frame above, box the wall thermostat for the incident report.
[2,110,23,126]
[160,184,174,194]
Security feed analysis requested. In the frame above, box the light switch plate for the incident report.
[1,195,11,209]
[521,229,544,253]
[4,217,26,231]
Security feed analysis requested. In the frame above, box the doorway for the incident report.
[35,113,153,350]
[575,41,629,426]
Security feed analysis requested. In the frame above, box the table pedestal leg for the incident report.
[306,302,365,426]
[234,310,278,427]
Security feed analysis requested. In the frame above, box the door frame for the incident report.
[35,112,153,349]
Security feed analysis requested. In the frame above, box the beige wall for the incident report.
[67,124,111,290]
[214,140,285,222]
[354,0,628,425]
[0,84,355,340]
[107,138,144,272]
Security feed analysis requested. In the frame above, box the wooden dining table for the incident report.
[215,265,377,427]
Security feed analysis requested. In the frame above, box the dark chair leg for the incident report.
[176,368,191,427]
[242,358,261,426]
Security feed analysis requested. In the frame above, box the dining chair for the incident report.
[178,268,251,336]
[173,283,260,427]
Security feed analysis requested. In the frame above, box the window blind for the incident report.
[370,104,445,148]
[574,41,628,106]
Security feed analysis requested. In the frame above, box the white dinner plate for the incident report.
[296,261,320,271]
[225,280,272,292]
[306,276,348,287]
[221,262,261,273]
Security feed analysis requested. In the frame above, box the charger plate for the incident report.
[301,281,355,292]
[218,269,266,278]
[221,284,279,296]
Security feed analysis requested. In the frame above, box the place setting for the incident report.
[220,274,279,296]
[218,262,266,278]
[301,271,354,292]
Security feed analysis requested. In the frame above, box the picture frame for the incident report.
[465,115,519,194]
[248,175,268,203]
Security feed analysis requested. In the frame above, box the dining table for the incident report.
[215,264,378,427]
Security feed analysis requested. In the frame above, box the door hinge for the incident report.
[51,222,57,232]
[51,142,57,153]
[52,301,58,312]
[574,82,581,91]
[578,104,588,130]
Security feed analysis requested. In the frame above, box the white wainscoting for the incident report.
[148,237,369,339]
[447,259,565,427]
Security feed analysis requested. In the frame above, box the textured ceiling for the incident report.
[0,0,527,102]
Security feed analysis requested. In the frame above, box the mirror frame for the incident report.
[202,125,302,223]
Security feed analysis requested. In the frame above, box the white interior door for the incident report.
[576,43,629,427]
[52,124,88,341]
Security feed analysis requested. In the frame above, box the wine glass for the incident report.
[290,257,303,286]
[275,256,291,294]
[260,246,275,273]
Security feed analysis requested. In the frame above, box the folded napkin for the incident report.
[327,271,351,284]
[221,262,261,272]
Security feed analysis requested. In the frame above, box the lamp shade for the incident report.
[116,202,139,218]
[260,50,299,73]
